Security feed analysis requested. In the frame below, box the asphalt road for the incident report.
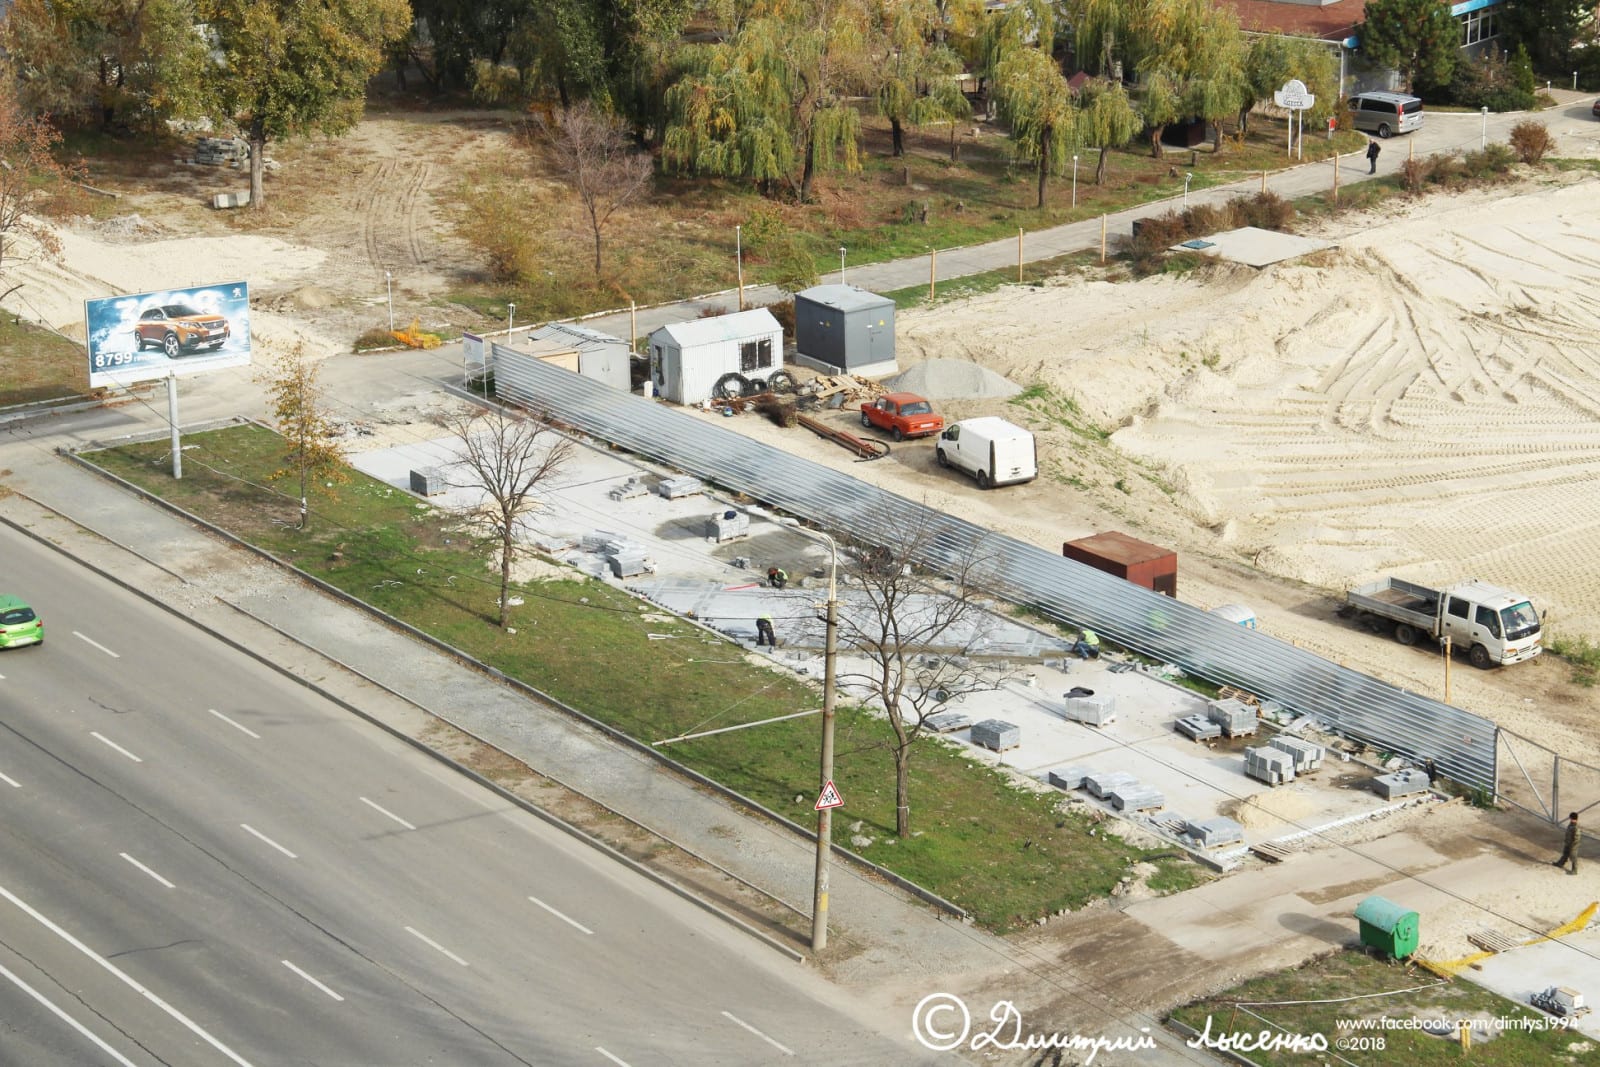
[0,527,928,1066]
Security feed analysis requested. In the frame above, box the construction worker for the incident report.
[1553,812,1580,875]
[1072,628,1100,660]
[755,611,777,647]
[767,566,788,589]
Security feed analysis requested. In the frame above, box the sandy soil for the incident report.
[7,111,1597,761]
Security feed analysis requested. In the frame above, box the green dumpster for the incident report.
[1355,896,1419,959]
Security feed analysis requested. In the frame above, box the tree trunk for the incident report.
[949,120,960,164]
[894,744,911,838]
[592,216,604,278]
[249,120,267,209]
[499,531,513,628]
[1238,105,1251,136]
[1036,126,1050,209]
[890,116,904,157]
[1149,126,1165,159]
[1211,120,1225,154]
[801,126,817,203]
[1096,145,1109,185]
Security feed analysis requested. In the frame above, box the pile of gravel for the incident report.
[883,358,1022,400]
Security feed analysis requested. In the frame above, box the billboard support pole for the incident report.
[167,372,182,479]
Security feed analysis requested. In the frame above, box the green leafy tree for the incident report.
[1243,37,1338,135]
[1074,78,1139,185]
[663,0,868,201]
[0,63,84,304]
[1136,0,1249,156]
[1359,0,1457,93]
[870,0,975,158]
[261,344,348,531]
[1498,0,1589,73]
[993,47,1077,208]
[1,0,209,130]
[197,0,412,208]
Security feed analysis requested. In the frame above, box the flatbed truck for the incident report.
[1342,576,1541,669]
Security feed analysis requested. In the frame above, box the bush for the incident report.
[1399,157,1427,196]
[353,327,394,352]
[1508,120,1556,164]
[1237,191,1294,231]
[1180,202,1239,236]
[1462,142,1517,178]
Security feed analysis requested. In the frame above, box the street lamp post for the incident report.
[1072,155,1078,209]
[1183,172,1192,207]
[1481,106,1489,149]
[507,302,515,340]
[736,224,745,310]
[839,246,846,284]
[779,519,840,953]
[385,271,393,332]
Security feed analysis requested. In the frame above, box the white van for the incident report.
[1347,91,1424,139]
[935,417,1037,489]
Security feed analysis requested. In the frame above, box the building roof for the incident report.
[651,307,782,348]
[528,321,626,353]
[1222,0,1368,42]
[1066,531,1175,565]
[797,284,894,313]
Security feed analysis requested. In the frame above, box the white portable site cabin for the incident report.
[493,322,632,397]
[648,308,784,404]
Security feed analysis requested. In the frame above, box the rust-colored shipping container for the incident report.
[1063,531,1177,596]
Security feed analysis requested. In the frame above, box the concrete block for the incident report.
[1063,694,1116,726]
[925,710,971,734]
[1373,769,1432,800]
[1110,785,1165,812]
[656,475,703,498]
[1244,746,1296,786]
[1084,771,1138,799]
[970,719,1020,751]
[1047,765,1093,791]
[409,468,446,496]
[705,509,749,542]
[1175,714,1222,741]
[1188,817,1244,848]
[1208,697,1257,736]
[1269,735,1325,773]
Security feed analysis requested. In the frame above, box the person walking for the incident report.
[1553,812,1580,874]
[1072,628,1100,660]
[755,611,777,647]
[1366,139,1381,175]
[767,566,788,589]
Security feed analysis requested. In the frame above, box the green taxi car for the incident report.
[0,595,43,648]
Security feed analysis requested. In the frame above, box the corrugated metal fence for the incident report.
[495,353,1498,794]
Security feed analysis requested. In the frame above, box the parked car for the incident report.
[133,304,231,358]
[1592,97,1600,119]
[935,416,1037,489]
[0,595,43,648]
[1347,91,1424,139]
[860,392,944,441]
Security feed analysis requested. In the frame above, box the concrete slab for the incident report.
[1172,225,1334,268]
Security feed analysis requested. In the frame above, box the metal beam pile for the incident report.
[496,356,1498,793]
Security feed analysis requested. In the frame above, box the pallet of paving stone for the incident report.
[925,710,971,734]
[608,477,648,501]
[1186,816,1244,848]
[1047,765,1094,791]
[1244,745,1296,786]
[1063,694,1116,726]
[1208,697,1257,737]
[1084,771,1138,799]
[970,718,1020,751]
[1175,714,1222,741]
[656,475,704,499]
[1109,785,1165,812]
[1268,735,1325,773]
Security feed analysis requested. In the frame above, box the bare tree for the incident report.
[0,60,82,303]
[535,102,654,278]
[836,508,1013,838]
[440,407,575,628]
[259,342,347,529]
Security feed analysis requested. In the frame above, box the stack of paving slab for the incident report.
[1084,771,1139,799]
[1109,782,1165,812]
[1207,697,1258,737]
[409,467,447,496]
[1373,768,1432,799]
[925,710,971,734]
[1268,736,1324,774]
[970,719,1020,751]
[1244,745,1296,786]
[1184,816,1245,848]
[1062,693,1116,726]
[656,475,703,499]
[1047,765,1093,790]
[608,477,648,501]
[1175,713,1222,741]
[705,509,749,542]
[195,136,249,165]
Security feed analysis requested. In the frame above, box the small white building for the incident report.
[648,308,783,404]
[492,322,632,399]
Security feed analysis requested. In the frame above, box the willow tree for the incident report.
[870,0,976,159]
[993,47,1076,208]
[663,0,867,201]
[1074,78,1139,185]
[1242,35,1340,137]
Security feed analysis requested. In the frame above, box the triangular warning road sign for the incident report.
[814,779,844,810]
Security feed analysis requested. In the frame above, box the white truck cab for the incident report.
[935,417,1037,489]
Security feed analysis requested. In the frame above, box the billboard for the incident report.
[86,281,252,388]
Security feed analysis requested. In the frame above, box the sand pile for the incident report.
[883,358,1021,400]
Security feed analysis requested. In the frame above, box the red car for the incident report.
[133,303,231,358]
[860,392,944,441]
[1592,98,1600,119]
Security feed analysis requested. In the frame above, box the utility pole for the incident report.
[811,531,839,953]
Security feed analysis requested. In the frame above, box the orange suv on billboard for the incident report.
[133,303,231,358]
